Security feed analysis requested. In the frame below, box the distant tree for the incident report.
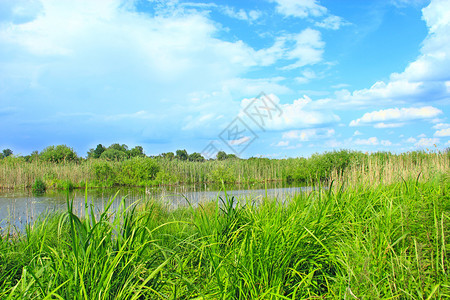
[188,152,205,162]
[109,143,129,154]
[226,153,238,160]
[87,144,107,159]
[175,149,188,161]
[0,153,3,159]
[2,149,13,157]
[217,151,227,161]
[160,152,175,160]
[40,145,78,163]
[129,146,145,158]
[24,150,39,162]
[100,148,128,161]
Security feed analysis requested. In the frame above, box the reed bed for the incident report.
[0,150,448,189]
[0,174,448,299]
[331,151,449,188]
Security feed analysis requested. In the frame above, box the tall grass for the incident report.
[1,150,448,189]
[1,174,448,298]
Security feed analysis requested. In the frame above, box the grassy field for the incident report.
[0,150,448,189]
[0,171,449,298]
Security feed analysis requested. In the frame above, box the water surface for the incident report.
[0,182,309,230]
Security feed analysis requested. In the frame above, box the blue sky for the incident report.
[0,0,449,158]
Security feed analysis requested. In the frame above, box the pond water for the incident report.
[0,182,310,230]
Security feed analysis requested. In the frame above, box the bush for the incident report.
[100,149,128,161]
[40,145,78,163]
[91,160,117,187]
[32,178,46,194]
[117,157,160,186]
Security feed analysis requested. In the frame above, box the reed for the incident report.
[1,173,448,298]
[1,150,448,190]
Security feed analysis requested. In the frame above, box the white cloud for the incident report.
[315,15,350,30]
[220,6,262,22]
[415,137,439,147]
[295,69,317,84]
[328,0,450,108]
[350,106,442,127]
[282,29,325,69]
[417,133,427,138]
[406,137,417,143]
[275,140,289,147]
[353,130,363,136]
[435,128,450,136]
[381,140,392,146]
[354,137,379,146]
[374,122,405,128]
[282,128,335,141]
[269,0,327,18]
[240,94,339,131]
[433,123,450,129]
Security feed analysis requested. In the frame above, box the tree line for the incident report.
[0,144,239,163]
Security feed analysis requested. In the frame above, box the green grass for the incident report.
[1,174,449,299]
[1,149,448,189]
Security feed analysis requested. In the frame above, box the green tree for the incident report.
[217,151,227,161]
[100,148,128,161]
[87,144,106,159]
[188,152,205,162]
[175,149,188,161]
[39,145,78,163]
[109,143,129,153]
[160,152,175,160]
[129,146,145,158]
[2,149,13,157]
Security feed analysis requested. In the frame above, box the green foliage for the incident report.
[100,148,128,161]
[210,164,236,183]
[1,177,448,298]
[31,178,46,194]
[91,160,117,186]
[87,144,106,159]
[159,152,174,160]
[2,149,12,158]
[175,149,188,161]
[116,157,160,186]
[129,146,145,158]
[188,152,205,162]
[39,145,78,163]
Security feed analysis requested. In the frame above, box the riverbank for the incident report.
[1,150,448,190]
[0,174,449,298]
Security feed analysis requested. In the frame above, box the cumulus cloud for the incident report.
[354,137,379,146]
[282,128,335,141]
[350,106,442,127]
[415,137,439,147]
[328,0,450,108]
[433,123,450,129]
[435,128,450,137]
[240,94,340,131]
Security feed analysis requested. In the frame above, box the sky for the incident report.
[0,0,449,158]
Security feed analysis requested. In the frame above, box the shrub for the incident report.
[91,160,117,186]
[117,157,160,186]
[40,145,78,163]
[32,178,46,194]
[100,149,128,161]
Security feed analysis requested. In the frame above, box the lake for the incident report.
[0,182,310,230]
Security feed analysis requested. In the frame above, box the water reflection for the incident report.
[0,182,309,230]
